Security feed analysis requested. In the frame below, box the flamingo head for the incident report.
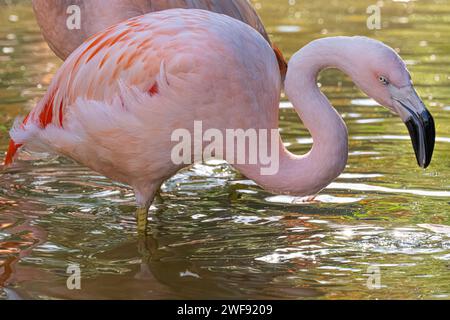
[348,37,436,168]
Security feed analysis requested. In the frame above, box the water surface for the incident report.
[0,0,449,299]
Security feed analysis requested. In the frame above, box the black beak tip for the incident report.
[421,110,435,169]
[420,161,430,169]
[405,109,435,169]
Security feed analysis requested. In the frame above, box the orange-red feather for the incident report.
[4,89,61,165]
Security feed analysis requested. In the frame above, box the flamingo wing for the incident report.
[4,14,176,165]
[6,10,277,167]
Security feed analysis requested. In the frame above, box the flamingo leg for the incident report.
[136,206,150,234]
[134,185,160,234]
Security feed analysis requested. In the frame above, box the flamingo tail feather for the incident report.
[4,139,22,166]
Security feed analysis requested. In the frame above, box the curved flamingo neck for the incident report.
[237,38,352,196]
[283,39,350,195]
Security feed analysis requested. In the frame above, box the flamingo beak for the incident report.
[391,86,435,168]
[404,107,435,168]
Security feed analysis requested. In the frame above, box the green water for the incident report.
[0,0,449,299]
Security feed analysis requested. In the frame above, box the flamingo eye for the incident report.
[379,76,389,85]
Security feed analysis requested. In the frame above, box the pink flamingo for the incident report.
[4,9,435,233]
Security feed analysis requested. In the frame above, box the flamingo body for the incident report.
[7,9,281,206]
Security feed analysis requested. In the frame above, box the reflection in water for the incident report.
[0,190,49,299]
[0,0,449,299]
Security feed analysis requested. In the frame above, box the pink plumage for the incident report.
[6,9,281,207]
